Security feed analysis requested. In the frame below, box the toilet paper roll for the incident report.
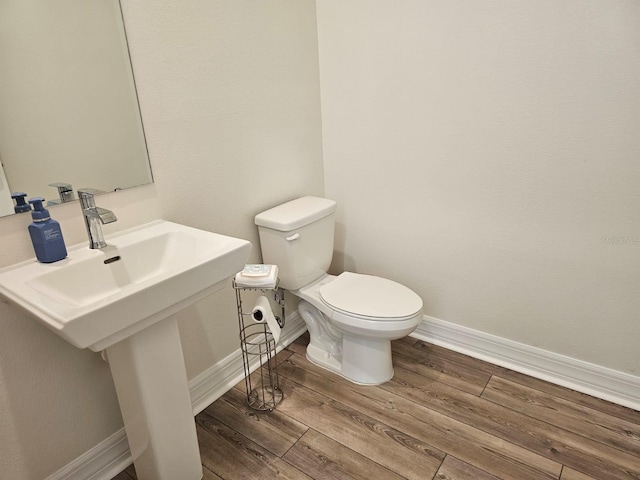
[252,295,281,345]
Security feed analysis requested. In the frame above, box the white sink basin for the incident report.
[0,219,251,351]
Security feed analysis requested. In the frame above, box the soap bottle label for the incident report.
[43,228,62,241]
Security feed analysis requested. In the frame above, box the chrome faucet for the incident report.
[78,188,117,249]
[48,182,75,205]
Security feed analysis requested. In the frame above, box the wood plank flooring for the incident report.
[113,334,640,480]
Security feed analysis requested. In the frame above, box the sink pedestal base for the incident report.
[106,316,203,480]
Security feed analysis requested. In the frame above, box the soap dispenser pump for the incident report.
[11,192,31,213]
[28,197,67,263]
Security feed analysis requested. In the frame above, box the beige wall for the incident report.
[317,0,640,375]
[0,1,323,478]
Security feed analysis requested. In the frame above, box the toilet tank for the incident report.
[254,196,337,290]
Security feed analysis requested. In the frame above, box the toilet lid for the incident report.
[319,272,423,320]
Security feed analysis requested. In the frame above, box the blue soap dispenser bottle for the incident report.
[28,197,67,263]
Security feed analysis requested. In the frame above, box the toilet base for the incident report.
[305,335,394,385]
[341,334,394,384]
[298,297,395,385]
[297,298,410,385]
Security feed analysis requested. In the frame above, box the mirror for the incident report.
[0,0,152,217]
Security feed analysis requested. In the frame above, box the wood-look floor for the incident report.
[113,333,640,480]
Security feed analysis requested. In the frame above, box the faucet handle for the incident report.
[78,188,106,209]
[49,182,74,203]
[78,187,105,197]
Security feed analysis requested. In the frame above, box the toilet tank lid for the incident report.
[254,196,337,232]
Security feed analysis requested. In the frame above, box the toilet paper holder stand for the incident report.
[233,279,285,411]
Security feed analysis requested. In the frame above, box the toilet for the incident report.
[255,196,423,385]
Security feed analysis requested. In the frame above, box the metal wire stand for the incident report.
[234,279,285,411]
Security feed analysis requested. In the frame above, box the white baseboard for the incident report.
[413,315,640,412]
[44,429,132,480]
[47,313,307,480]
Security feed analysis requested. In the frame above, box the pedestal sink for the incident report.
[0,220,251,480]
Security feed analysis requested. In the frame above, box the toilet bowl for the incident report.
[255,196,423,385]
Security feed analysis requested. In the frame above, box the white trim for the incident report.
[47,313,307,480]
[44,430,130,480]
[412,315,640,412]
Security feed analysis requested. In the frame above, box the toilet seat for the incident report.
[319,272,423,321]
